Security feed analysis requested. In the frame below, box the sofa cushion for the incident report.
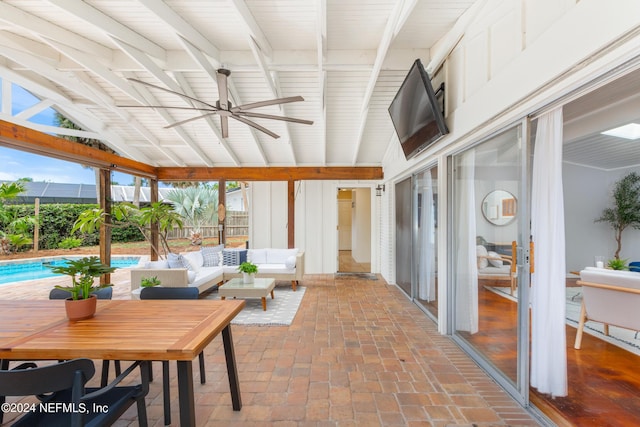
[487,251,503,267]
[187,270,197,283]
[258,263,295,275]
[146,259,169,269]
[201,245,224,267]
[182,251,204,272]
[168,253,190,269]
[285,255,297,269]
[267,248,298,264]
[476,245,488,269]
[248,249,267,264]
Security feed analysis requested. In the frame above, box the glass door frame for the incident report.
[446,118,532,405]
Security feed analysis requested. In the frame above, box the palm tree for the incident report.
[165,187,219,245]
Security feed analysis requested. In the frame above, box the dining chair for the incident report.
[49,286,122,386]
[0,358,150,427]
[139,286,204,426]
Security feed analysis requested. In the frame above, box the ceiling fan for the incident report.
[124,68,313,139]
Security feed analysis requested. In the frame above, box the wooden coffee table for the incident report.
[219,277,276,311]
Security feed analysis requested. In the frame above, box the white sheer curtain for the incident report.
[530,107,568,397]
[455,149,478,333]
[418,172,436,301]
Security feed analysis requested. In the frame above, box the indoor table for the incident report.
[0,299,245,427]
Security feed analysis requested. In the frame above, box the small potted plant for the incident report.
[237,261,258,284]
[47,256,116,321]
[607,258,629,271]
[141,276,161,288]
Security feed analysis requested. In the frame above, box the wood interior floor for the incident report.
[464,280,640,426]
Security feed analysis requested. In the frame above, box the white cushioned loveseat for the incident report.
[130,246,305,295]
[222,248,305,291]
[130,245,225,297]
[575,267,640,349]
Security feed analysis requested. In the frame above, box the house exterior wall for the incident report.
[380,0,640,286]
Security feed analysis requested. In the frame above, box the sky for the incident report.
[0,82,133,185]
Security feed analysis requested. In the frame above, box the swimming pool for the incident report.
[0,256,142,285]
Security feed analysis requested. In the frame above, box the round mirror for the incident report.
[481,190,517,226]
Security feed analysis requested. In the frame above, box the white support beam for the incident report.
[137,0,221,60]
[351,0,416,165]
[47,0,166,60]
[228,0,273,58]
[1,79,11,115]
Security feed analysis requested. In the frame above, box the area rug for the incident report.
[204,284,305,326]
[486,286,640,356]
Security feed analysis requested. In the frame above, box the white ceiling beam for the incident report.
[0,1,111,59]
[351,0,416,165]
[14,99,55,120]
[227,0,273,58]
[1,79,11,115]
[41,37,149,105]
[247,38,297,164]
[46,0,166,60]
[137,0,221,60]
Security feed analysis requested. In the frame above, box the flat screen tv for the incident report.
[388,59,449,160]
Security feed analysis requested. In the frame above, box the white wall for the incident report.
[564,164,640,272]
[351,188,372,263]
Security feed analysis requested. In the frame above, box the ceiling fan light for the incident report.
[601,123,640,140]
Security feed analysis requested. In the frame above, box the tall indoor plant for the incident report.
[595,172,640,259]
[48,256,116,320]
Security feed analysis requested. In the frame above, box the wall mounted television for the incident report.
[388,58,449,160]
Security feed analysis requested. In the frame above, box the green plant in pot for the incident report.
[607,258,629,271]
[47,256,116,320]
[141,276,161,288]
[237,261,258,284]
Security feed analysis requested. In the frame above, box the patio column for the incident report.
[288,180,295,248]
[99,168,112,285]
[219,179,226,245]
[150,179,159,261]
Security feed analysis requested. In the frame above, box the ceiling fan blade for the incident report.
[216,69,230,110]
[231,115,280,139]
[127,78,219,110]
[235,111,314,125]
[118,105,218,112]
[220,115,229,138]
[164,112,219,129]
[231,96,304,112]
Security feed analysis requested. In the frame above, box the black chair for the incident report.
[139,286,204,425]
[0,358,149,427]
[49,286,121,386]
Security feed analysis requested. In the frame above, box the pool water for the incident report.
[0,256,141,285]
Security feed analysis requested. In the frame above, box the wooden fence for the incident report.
[166,210,248,240]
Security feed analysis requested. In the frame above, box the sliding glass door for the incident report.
[450,123,530,401]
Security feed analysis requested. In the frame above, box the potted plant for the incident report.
[141,276,161,288]
[607,258,629,271]
[595,172,640,259]
[237,261,258,284]
[47,256,116,321]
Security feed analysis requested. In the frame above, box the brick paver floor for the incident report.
[0,266,540,426]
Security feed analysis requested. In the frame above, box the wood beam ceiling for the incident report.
[0,120,383,182]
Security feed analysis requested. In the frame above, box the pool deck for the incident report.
[0,267,138,300]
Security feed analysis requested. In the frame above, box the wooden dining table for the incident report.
[0,298,245,427]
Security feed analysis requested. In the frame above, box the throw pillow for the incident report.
[187,270,197,284]
[487,251,503,267]
[146,260,169,269]
[476,245,489,269]
[167,253,190,269]
[182,251,203,272]
[201,245,224,267]
[285,255,296,270]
